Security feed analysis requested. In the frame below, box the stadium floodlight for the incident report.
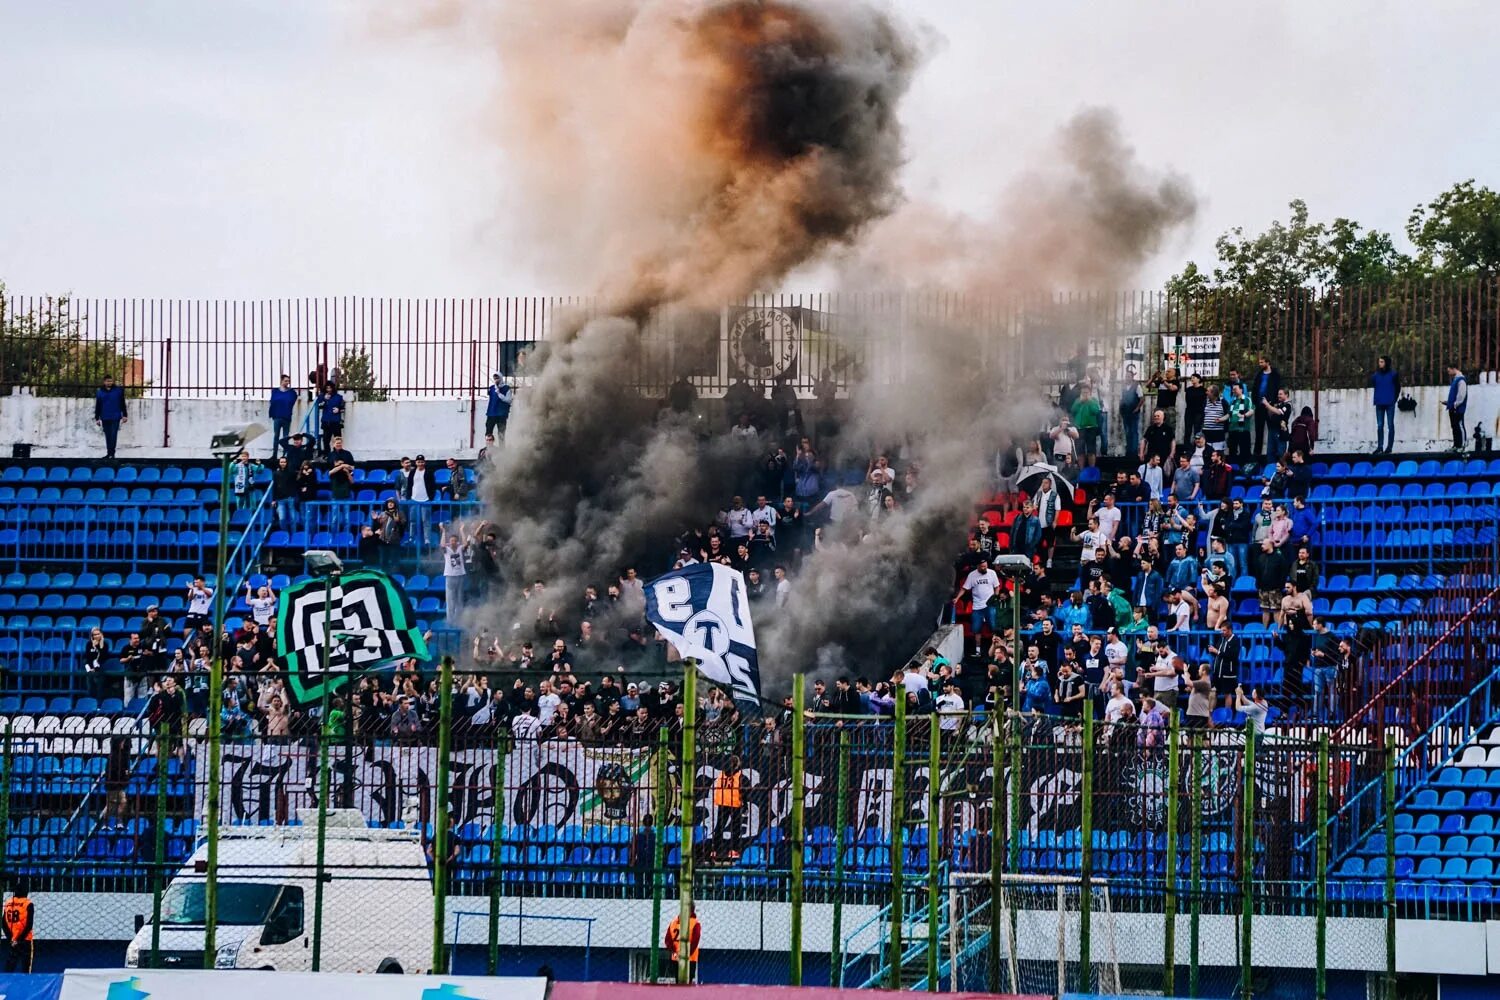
[991,554,1034,576]
[303,549,344,578]
[210,422,265,456]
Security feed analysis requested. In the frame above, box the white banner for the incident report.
[197,741,656,829]
[59,970,547,1000]
[1160,334,1222,377]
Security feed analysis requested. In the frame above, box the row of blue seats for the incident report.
[2,571,254,591]
[8,816,197,839]
[1319,502,1497,525]
[1394,812,1500,835]
[1,696,127,714]
[2,466,218,485]
[0,528,230,549]
[1364,834,1500,860]
[1409,788,1500,811]
[0,465,476,486]
[1310,482,1500,501]
[1,490,220,507]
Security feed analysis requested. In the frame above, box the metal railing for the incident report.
[6,281,1497,402]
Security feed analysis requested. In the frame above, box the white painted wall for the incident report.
[0,392,479,461]
[4,373,1500,461]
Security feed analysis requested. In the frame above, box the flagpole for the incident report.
[311,571,334,971]
[433,653,456,973]
[202,448,233,968]
[677,657,697,985]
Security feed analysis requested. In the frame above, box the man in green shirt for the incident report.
[1226,382,1253,463]
[1070,385,1103,467]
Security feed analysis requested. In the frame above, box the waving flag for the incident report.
[275,569,431,706]
[645,563,761,703]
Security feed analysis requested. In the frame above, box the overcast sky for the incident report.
[2,0,1497,298]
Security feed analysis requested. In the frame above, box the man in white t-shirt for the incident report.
[440,525,468,618]
[1237,686,1269,733]
[723,496,755,540]
[1104,682,1133,723]
[956,558,1002,635]
[185,576,214,631]
[1149,640,1181,709]
[536,680,561,726]
[809,486,859,525]
[1094,494,1122,542]
[1167,588,1193,632]
[750,495,780,531]
[935,681,965,733]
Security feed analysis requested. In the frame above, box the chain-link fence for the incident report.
[0,674,1416,993]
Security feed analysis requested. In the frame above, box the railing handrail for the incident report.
[1334,579,1500,740]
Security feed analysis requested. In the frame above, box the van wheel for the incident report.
[376,958,404,974]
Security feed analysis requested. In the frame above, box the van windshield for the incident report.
[161,882,283,926]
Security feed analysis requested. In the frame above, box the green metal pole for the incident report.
[150,722,169,969]
[432,655,455,973]
[888,690,907,990]
[831,729,851,987]
[1080,707,1094,994]
[1164,711,1180,996]
[311,574,333,972]
[1007,720,1021,873]
[677,661,698,986]
[1189,731,1204,999]
[1316,732,1329,1000]
[1383,734,1397,995]
[1010,587,1022,711]
[487,728,508,975]
[1240,725,1257,1000]
[649,727,669,983]
[790,675,807,986]
[202,451,232,967]
[988,716,1002,993]
[926,713,940,992]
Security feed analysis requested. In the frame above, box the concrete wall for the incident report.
[0,392,479,461]
[4,374,1499,461]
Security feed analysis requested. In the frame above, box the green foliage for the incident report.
[1407,180,1500,277]
[335,347,387,401]
[0,283,148,398]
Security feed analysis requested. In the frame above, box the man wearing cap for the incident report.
[486,373,514,438]
[139,604,173,695]
[401,454,438,542]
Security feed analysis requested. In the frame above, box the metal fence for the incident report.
[0,669,1419,995]
[4,281,1498,403]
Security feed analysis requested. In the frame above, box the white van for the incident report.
[125,809,435,973]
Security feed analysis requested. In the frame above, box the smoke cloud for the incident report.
[421,0,917,314]
[412,3,1196,696]
[842,106,1198,293]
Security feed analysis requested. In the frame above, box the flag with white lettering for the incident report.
[645,563,761,704]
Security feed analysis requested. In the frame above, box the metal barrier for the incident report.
[6,281,1497,401]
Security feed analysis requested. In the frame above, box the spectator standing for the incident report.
[1071,386,1102,467]
[486,373,514,438]
[184,577,214,633]
[230,451,257,510]
[94,374,128,460]
[1181,373,1207,447]
[1251,357,1282,458]
[1114,376,1143,460]
[1237,687,1269,733]
[957,558,1001,638]
[1034,477,1062,569]
[1264,388,1293,461]
[319,384,346,457]
[268,374,298,458]
[1289,406,1319,456]
[1369,356,1401,454]
[1445,363,1468,452]
[440,524,469,620]
[1201,385,1227,453]
[1208,621,1240,711]
[1226,383,1253,462]
[1141,409,1175,467]
[1151,368,1181,438]
[403,455,438,542]
[1185,664,1214,728]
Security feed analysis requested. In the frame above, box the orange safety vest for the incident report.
[713,771,742,809]
[665,915,701,962]
[3,897,33,942]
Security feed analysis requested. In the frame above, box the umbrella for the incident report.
[1015,463,1076,497]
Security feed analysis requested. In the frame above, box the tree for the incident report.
[0,284,148,398]
[1407,180,1500,277]
[335,347,387,401]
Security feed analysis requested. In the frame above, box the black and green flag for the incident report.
[275,568,431,706]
